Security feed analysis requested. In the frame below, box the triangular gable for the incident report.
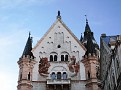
[32,18,86,51]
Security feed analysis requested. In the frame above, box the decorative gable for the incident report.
[32,15,86,81]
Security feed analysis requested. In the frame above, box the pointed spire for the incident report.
[57,10,61,19]
[85,33,96,55]
[80,33,83,42]
[81,16,99,55]
[22,32,34,58]
[85,15,88,24]
[29,31,31,37]
[84,15,91,33]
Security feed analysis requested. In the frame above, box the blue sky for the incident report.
[0,0,121,90]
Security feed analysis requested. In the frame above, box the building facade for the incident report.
[17,11,100,90]
[100,34,121,90]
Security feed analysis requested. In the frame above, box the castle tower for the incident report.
[81,18,100,90]
[17,33,36,90]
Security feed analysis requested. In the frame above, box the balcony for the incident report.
[47,79,71,84]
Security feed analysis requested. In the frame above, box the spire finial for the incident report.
[85,15,88,24]
[29,31,31,37]
[58,11,60,16]
[80,33,83,42]
[22,32,34,58]
[57,10,61,19]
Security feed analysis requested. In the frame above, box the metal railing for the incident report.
[47,79,70,84]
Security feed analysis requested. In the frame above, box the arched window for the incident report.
[61,52,69,61]
[54,55,57,61]
[57,72,61,79]
[63,72,67,79]
[65,55,68,61]
[51,72,56,80]
[50,52,58,61]
[61,55,64,61]
[27,72,30,80]
[50,55,53,61]
[88,71,90,79]
[20,73,22,80]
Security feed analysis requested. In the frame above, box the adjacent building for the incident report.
[17,11,100,90]
[100,34,121,90]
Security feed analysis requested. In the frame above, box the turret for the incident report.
[81,18,100,90]
[80,17,99,50]
[17,33,36,90]
[22,32,34,58]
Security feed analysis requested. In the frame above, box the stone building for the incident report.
[17,11,100,90]
[100,34,121,90]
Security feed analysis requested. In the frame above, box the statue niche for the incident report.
[38,57,50,76]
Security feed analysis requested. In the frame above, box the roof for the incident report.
[32,14,86,51]
[80,18,99,55]
[101,35,117,45]
[22,33,34,58]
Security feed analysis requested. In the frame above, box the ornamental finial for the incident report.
[57,10,61,19]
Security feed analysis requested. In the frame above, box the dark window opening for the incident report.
[51,72,56,80]
[28,72,30,80]
[20,73,22,80]
[88,71,90,79]
[50,55,53,61]
[54,55,57,61]
[65,55,68,61]
[58,45,61,48]
[61,55,64,61]
[63,72,67,79]
[57,72,61,79]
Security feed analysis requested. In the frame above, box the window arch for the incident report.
[50,52,58,61]
[61,52,69,61]
[19,72,22,80]
[61,55,64,61]
[54,55,57,61]
[63,72,67,79]
[27,72,30,80]
[51,72,56,80]
[57,72,61,79]
[50,55,53,61]
[65,55,68,61]
[88,71,91,79]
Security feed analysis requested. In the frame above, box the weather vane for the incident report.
[85,15,88,23]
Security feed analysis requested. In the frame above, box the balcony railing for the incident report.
[47,79,71,84]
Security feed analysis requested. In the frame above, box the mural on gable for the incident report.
[38,57,50,76]
[68,56,80,77]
